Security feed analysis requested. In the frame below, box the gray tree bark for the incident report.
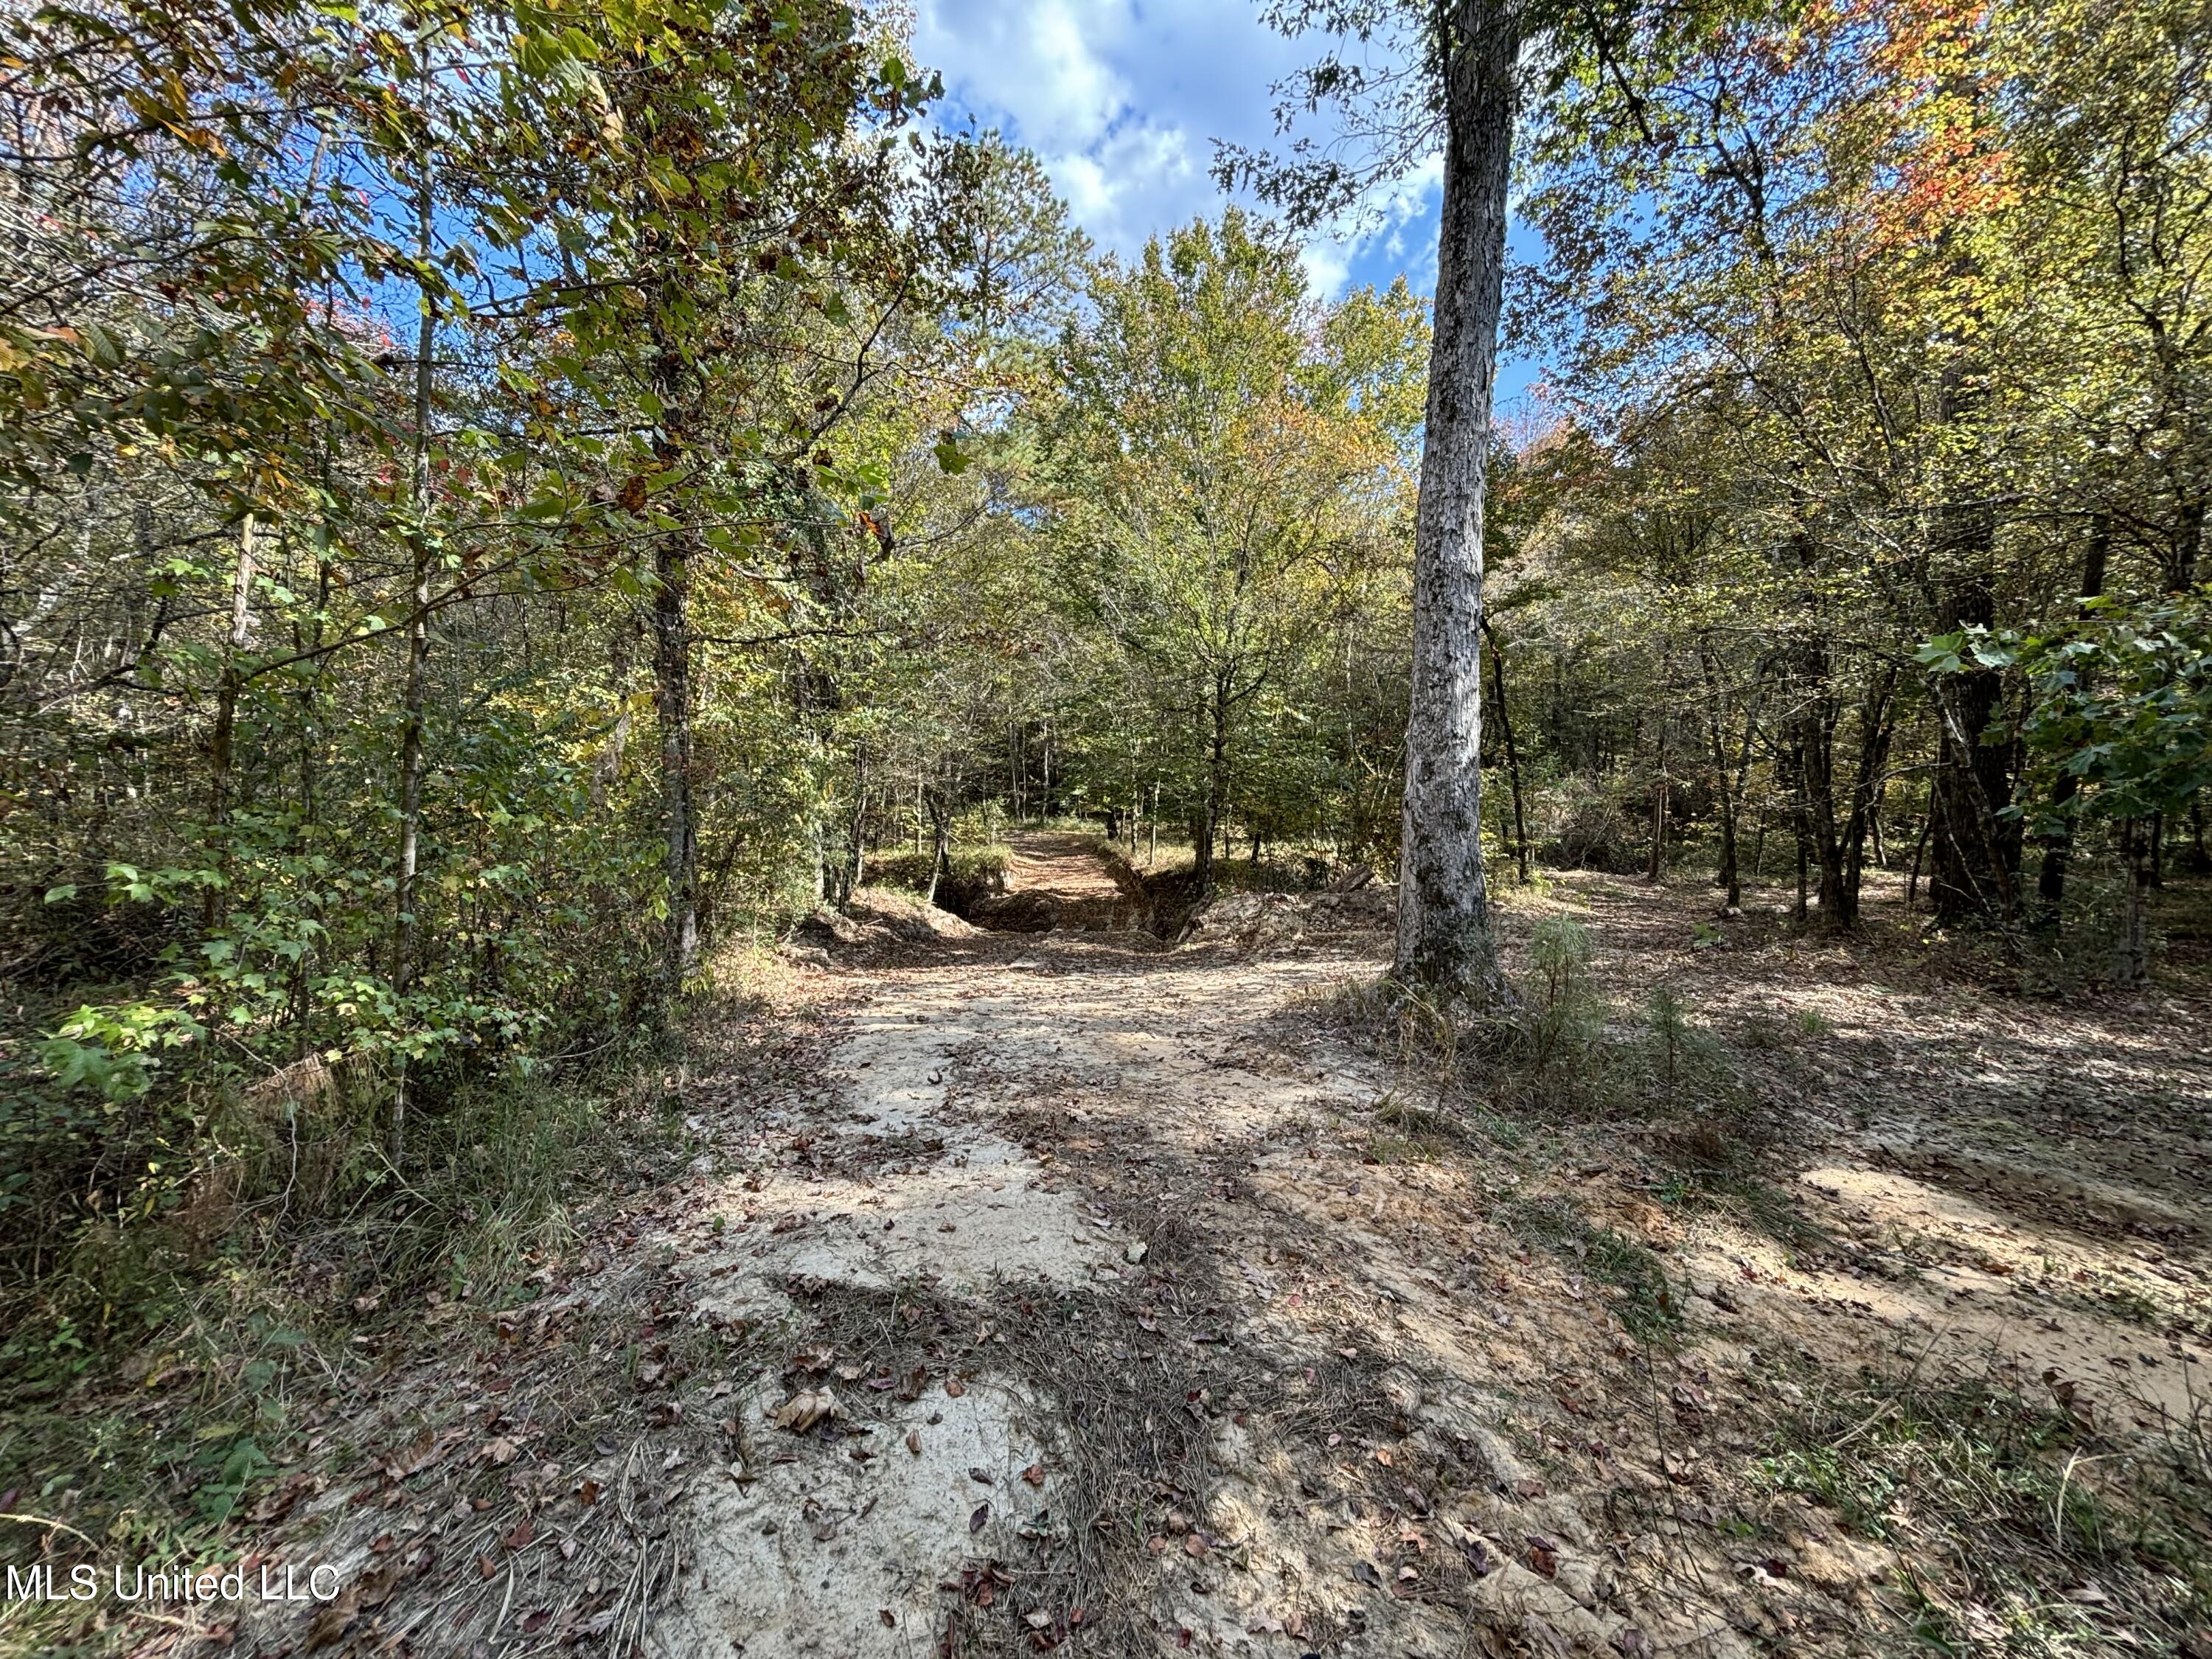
[1394,0,1520,1006]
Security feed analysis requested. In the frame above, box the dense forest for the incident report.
[2,0,2208,1655]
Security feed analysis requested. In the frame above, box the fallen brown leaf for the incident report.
[773,1388,837,1433]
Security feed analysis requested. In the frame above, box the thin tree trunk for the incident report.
[391,161,437,1164]
[1700,652,1745,909]
[206,512,258,933]
[1646,719,1668,884]
[2039,515,2111,919]
[924,785,950,907]
[1833,667,1899,931]
[1484,623,1528,882]
[590,624,633,811]
[844,748,867,906]
[1395,0,1520,1006]
[654,532,698,993]
[2116,817,2152,985]
[1787,740,1810,924]
[1197,667,1231,894]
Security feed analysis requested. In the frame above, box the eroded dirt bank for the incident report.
[232,836,2210,1658]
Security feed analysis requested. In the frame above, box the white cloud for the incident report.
[913,0,1439,296]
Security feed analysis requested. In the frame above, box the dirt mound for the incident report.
[1177,884,1396,950]
[846,886,981,942]
[781,888,978,962]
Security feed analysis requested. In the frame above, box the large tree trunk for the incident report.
[1394,0,1520,1006]
[1928,648,2018,924]
[1792,627,1881,934]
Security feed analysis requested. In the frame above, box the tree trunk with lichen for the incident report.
[1394,0,1520,1008]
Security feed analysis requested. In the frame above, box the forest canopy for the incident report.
[5,0,2208,1269]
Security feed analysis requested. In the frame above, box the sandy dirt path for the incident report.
[232,838,2208,1658]
[647,841,1774,1658]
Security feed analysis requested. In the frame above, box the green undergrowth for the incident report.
[0,953,776,1654]
[1756,1369,2212,1652]
[1313,911,1774,1174]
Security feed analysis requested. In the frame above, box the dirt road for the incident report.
[652,838,2210,1658]
[238,835,2210,1658]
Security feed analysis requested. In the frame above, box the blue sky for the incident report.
[912,0,1543,403]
